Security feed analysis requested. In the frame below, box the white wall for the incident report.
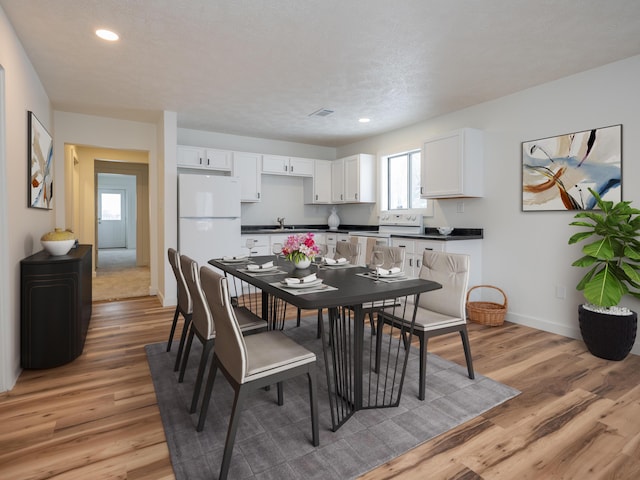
[53,112,159,294]
[0,6,54,391]
[338,55,640,355]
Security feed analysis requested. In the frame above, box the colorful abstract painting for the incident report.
[28,111,54,209]
[522,125,621,211]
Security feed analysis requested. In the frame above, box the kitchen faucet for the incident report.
[277,217,285,229]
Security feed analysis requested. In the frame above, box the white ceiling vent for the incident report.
[308,108,335,117]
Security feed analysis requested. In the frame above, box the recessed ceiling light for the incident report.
[96,29,119,41]
[359,118,371,123]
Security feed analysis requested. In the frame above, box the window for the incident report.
[383,150,427,211]
[101,192,122,220]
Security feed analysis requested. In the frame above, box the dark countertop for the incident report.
[242,225,483,241]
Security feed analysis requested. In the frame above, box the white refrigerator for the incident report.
[178,174,242,271]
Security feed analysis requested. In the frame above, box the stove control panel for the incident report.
[379,213,423,227]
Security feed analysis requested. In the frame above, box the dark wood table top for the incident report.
[209,255,441,309]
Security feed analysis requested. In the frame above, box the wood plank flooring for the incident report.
[1,296,639,479]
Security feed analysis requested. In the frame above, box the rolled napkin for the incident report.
[247,261,274,271]
[325,257,347,265]
[222,255,248,261]
[376,267,401,275]
[284,273,317,285]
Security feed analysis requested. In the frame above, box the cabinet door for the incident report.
[205,149,232,171]
[331,159,344,202]
[421,128,483,198]
[233,152,261,202]
[177,145,206,168]
[422,132,462,197]
[344,156,359,202]
[391,238,415,276]
[313,160,332,203]
[262,154,289,175]
[289,157,313,177]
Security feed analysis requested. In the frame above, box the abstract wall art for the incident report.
[28,111,54,209]
[522,125,621,211]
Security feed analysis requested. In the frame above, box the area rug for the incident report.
[146,321,519,480]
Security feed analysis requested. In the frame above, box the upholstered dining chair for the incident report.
[197,267,319,480]
[178,255,266,414]
[335,240,361,264]
[167,248,192,371]
[376,249,474,400]
[359,245,407,334]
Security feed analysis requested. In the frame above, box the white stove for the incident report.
[348,213,423,243]
[378,213,423,235]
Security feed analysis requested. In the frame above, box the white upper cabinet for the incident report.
[331,158,345,203]
[177,145,232,171]
[232,152,261,202]
[332,154,375,203]
[304,159,332,204]
[420,128,484,198]
[262,154,313,176]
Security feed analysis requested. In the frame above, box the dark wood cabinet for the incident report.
[21,245,92,369]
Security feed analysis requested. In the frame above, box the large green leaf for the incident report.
[583,267,626,306]
[568,231,594,244]
[582,237,614,260]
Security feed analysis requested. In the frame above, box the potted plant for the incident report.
[282,232,319,269]
[569,188,640,360]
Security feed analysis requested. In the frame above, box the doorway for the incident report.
[93,161,149,301]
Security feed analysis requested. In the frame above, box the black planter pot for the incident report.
[578,305,638,361]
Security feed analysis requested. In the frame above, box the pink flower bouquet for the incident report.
[282,232,319,263]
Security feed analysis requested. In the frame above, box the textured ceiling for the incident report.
[2,0,640,147]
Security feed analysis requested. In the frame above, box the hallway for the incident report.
[93,248,150,301]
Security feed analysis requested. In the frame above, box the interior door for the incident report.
[98,188,126,248]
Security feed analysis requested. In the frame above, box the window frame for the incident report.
[380,148,433,215]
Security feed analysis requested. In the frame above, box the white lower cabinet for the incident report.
[241,234,269,256]
[391,237,482,287]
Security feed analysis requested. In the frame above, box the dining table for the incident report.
[209,255,441,431]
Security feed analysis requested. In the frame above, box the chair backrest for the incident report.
[180,255,215,339]
[417,250,470,319]
[336,241,360,264]
[168,248,192,314]
[199,267,248,384]
[370,245,405,270]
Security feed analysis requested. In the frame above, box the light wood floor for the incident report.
[1,296,639,479]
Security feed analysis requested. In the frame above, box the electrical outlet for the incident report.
[456,201,465,213]
[555,285,566,299]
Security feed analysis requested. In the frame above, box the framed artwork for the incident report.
[28,111,54,209]
[522,124,621,211]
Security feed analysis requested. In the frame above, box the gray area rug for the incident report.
[146,321,520,480]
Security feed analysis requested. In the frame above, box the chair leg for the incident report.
[219,385,249,480]
[316,309,322,339]
[459,327,475,379]
[190,339,215,414]
[418,333,428,401]
[167,306,179,351]
[197,355,219,432]
[307,369,319,447]
[296,308,302,327]
[178,327,195,383]
[277,381,284,406]
[173,314,191,372]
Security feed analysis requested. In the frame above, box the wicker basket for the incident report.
[466,285,507,326]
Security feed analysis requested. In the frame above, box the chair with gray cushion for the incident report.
[197,267,319,480]
[178,255,266,414]
[167,248,192,371]
[335,240,360,264]
[376,249,474,400]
